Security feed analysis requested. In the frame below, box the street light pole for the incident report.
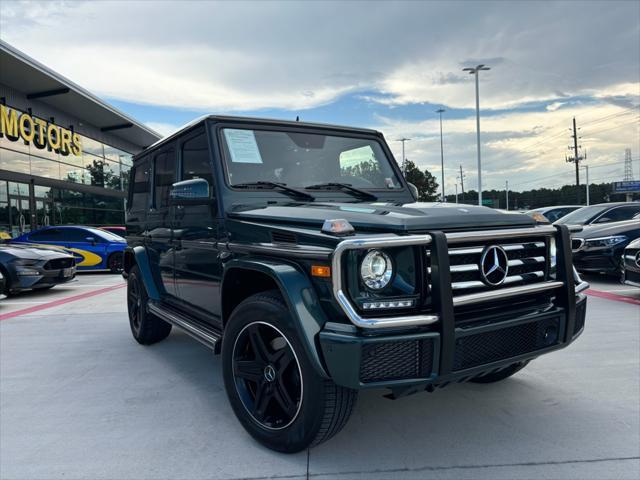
[436,108,446,202]
[396,138,411,175]
[463,64,490,206]
[505,180,509,210]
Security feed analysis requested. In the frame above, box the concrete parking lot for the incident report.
[1,273,639,480]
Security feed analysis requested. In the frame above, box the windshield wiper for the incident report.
[305,182,377,201]
[233,181,315,201]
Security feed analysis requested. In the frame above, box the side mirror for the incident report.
[595,217,611,223]
[85,236,96,245]
[170,178,211,205]
[407,182,419,201]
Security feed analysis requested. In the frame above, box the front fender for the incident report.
[222,258,329,378]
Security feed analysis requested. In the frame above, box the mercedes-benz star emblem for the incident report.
[635,251,640,269]
[479,245,509,286]
[263,365,276,382]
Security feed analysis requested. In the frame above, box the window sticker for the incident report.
[224,129,263,164]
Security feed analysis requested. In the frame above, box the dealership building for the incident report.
[0,40,161,237]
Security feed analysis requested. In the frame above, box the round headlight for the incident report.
[360,249,393,290]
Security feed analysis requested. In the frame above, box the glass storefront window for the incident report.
[0,148,31,175]
[0,131,29,154]
[59,161,89,185]
[30,156,61,180]
[81,136,105,157]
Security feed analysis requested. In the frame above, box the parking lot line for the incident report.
[0,283,126,321]
[586,289,640,306]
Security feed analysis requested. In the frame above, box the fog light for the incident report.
[362,299,414,310]
[16,268,40,276]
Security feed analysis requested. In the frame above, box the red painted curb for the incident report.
[585,288,640,306]
[0,283,126,321]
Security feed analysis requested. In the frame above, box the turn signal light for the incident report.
[311,265,331,278]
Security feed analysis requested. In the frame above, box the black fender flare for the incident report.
[127,246,161,301]
[222,258,329,378]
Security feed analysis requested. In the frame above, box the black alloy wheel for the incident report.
[222,291,357,453]
[128,271,142,334]
[127,265,171,344]
[232,321,302,430]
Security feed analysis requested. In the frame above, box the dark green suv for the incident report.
[124,116,588,453]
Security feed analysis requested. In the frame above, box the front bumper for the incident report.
[7,265,76,292]
[622,249,640,287]
[320,295,587,390]
[320,224,588,390]
[573,249,621,274]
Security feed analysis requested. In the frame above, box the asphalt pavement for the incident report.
[1,273,638,480]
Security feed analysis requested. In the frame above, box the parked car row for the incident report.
[524,202,640,284]
[0,225,126,296]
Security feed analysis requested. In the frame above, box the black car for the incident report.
[123,115,588,453]
[622,238,640,287]
[555,202,640,226]
[571,219,640,275]
[0,244,76,295]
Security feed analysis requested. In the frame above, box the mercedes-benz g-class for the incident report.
[124,116,588,452]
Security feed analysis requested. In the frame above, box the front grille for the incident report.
[453,316,562,371]
[44,258,74,270]
[360,338,434,383]
[447,238,548,296]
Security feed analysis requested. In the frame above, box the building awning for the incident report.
[0,40,161,150]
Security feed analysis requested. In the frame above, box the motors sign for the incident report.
[0,104,82,156]
[612,181,640,194]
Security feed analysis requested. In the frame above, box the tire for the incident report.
[127,265,172,345]
[222,290,357,453]
[107,252,124,273]
[469,361,530,384]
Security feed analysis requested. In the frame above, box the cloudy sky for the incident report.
[1,0,638,194]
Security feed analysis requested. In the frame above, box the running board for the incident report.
[148,301,221,350]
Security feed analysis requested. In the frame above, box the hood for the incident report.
[577,219,640,239]
[228,201,536,233]
[0,243,74,260]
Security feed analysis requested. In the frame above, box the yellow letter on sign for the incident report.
[0,105,19,138]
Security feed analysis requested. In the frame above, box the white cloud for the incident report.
[376,103,639,194]
[1,0,638,112]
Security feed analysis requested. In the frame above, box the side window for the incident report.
[30,228,61,241]
[130,159,150,211]
[59,229,92,243]
[181,133,213,186]
[154,150,175,208]
[599,206,640,222]
[617,206,640,221]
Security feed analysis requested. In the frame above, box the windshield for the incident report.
[219,128,403,190]
[555,205,609,225]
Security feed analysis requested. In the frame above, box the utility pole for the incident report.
[458,164,466,201]
[455,183,459,203]
[396,138,411,175]
[505,180,509,211]
[566,117,585,204]
[436,108,446,202]
[463,64,490,206]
